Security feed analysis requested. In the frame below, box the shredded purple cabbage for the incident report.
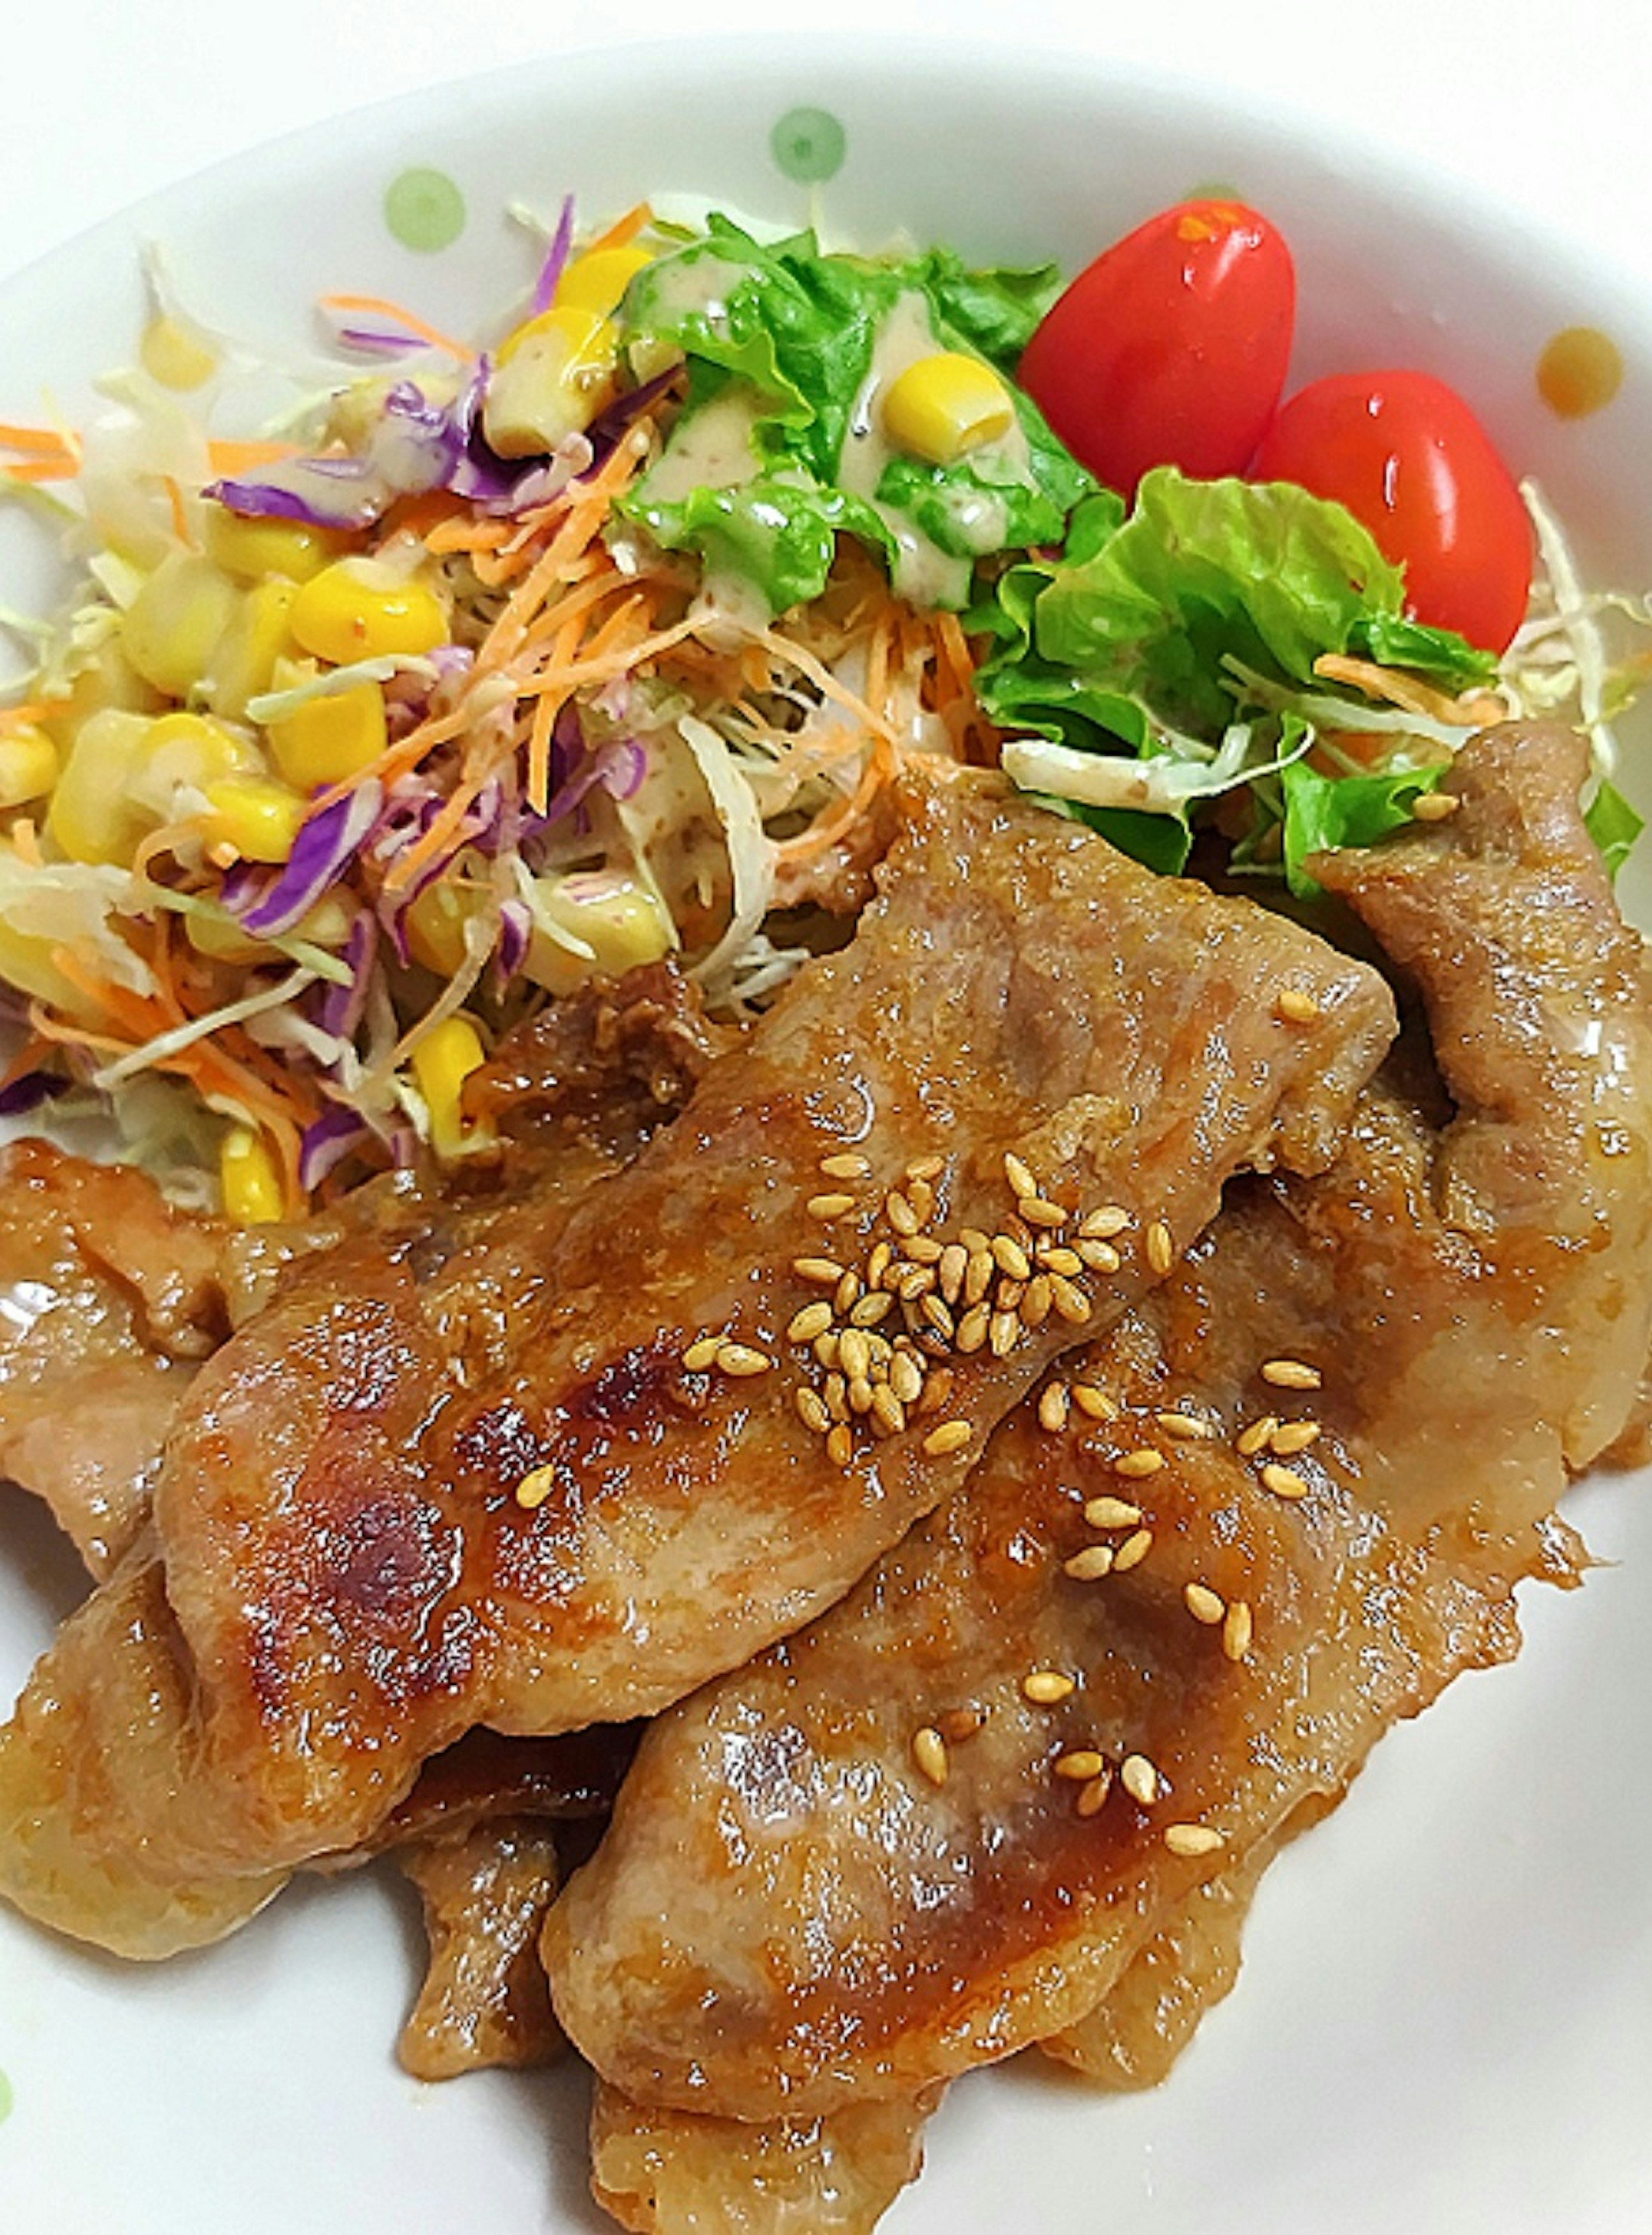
[529,197,577,319]
[0,1070,68,1118]
[317,914,376,1042]
[496,898,532,983]
[241,783,384,939]
[299,1103,371,1191]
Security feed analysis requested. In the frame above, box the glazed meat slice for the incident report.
[396,1819,565,2080]
[0,1142,227,1574]
[545,725,1652,2133]
[589,2083,935,2235]
[77,771,1390,1886]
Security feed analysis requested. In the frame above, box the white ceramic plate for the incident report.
[1,37,1649,2235]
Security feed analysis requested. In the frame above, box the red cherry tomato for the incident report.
[1018,199,1295,498]
[1250,370,1532,652]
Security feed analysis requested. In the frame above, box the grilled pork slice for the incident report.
[545,726,1652,2145]
[0,1142,227,1575]
[39,771,1388,1895]
[396,1819,566,2081]
[589,2083,936,2235]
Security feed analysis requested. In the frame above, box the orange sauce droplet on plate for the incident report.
[1537,327,1624,419]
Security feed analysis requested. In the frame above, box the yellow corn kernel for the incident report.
[554,244,654,318]
[139,315,218,392]
[404,870,477,980]
[287,559,448,666]
[120,552,242,700]
[524,871,673,996]
[410,1014,493,1162]
[268,681,387,790]
[219,1125,285,1225]
[205,509,346,585]
[207,577,299,722]
[0,723,60,811]
[128,711,258,821]
[199,775,308,864]
[882,351,1016,466]
[46,710,155,864]
[484,305,619,458]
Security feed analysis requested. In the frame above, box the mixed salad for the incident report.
[0,193,1643,1221]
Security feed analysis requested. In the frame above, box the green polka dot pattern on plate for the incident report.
[771,107,847,185]
[0,2070,12,2127]
[383,167,467,253]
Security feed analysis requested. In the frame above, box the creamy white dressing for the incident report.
[643,387,765,505]
[638,253,753,338]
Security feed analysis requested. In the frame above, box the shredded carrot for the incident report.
[206,438,301,476]
[422,512,515,557]
[0,702,52,730]
[0,1033,52,1092]
[162,474,193,549]
[318,293,477,363]
[0,423,78,459]
[589,202,653,254]
[391,488,465,542]
[3,459,80,485]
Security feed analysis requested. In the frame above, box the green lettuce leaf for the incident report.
[1025,793,1193,875]
[1279,757,1444,898]
[904,248,1064,370]
[1345,610,1498,691]
[1584,778,1644,879]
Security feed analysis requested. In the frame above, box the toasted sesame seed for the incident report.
[1164,1823,1225,1857]
[891,1352,925,1406]
[1077,1769,1114,1817]
[1236,1414,1279,1457]
[937,1243,968,1304]
[1261,1356,1322,1390]
[795,1388,831,1436]
[1003,1207,1034,1250]
[681,1334,724,1372]
[907,1177,936,1224]
[835,1270,861,1317]
[1022,1669,1076,1704]
[851,1290,894,1328]
[838,1328,871,1383]
[1270,1419,1322,1455]
[1003,1150,1038,1199]
[514,1464,556,1510]
[1113,1527,1154,1572]
[808,1192,857,1221]
[912,1726,949,1787]
[1411,790,1460,823]
[989,1309,1020,1359]
[824,1371,849,1422]
[1063,1543,1116,1581]
[717,1342,771,1377]
[1080,1206,1131,1240]
[964,1249,995,1307]
[885,1190,922,1237]
[996,1278,1026,1313]
[1037,1244,1082,1276]
[1071,1383,1117,1422]
[955,1302,990,1354]
[1039,1382,1071,1433]
[1021,1195,1069,1230]
[1223,1599,1254,1661]
[1120,1753,1159,1806]
[870,1386,906,1437]
[1075,1237,1122,1273]
[897,1265,934,1303]
[921,1294,956,1341]
[1049,1275,1092,1325]
[848,1375,875,1416]
[826,1424,854,1469]
[1146,1220,1175,1275]
[1184,1582,1226,1625]
[1084,1495,1142,1528]
[923,1418,975,1458]
[820,1150,870,1180]
[959,1226,991,1255]
[1022,1273,1053,1327]
[937,1705,984,1743]
[793,1256,844,1287]
[1261,1462,1309,1501]
[1157,1410,1214,1441]
[814,1332,841,1373]
[788,1301,834,1345]
[992,1233,1033,1281]
[905,1234,945,1265]
[1274,987,1320,1024]
[919,1366,956,1416]
[866,1239,894,1288]
[907,1153,946,1182]
[1055,1749,1107,1782]
[1114,1447,1166,1480]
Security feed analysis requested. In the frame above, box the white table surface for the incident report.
[3,0,1651,299]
